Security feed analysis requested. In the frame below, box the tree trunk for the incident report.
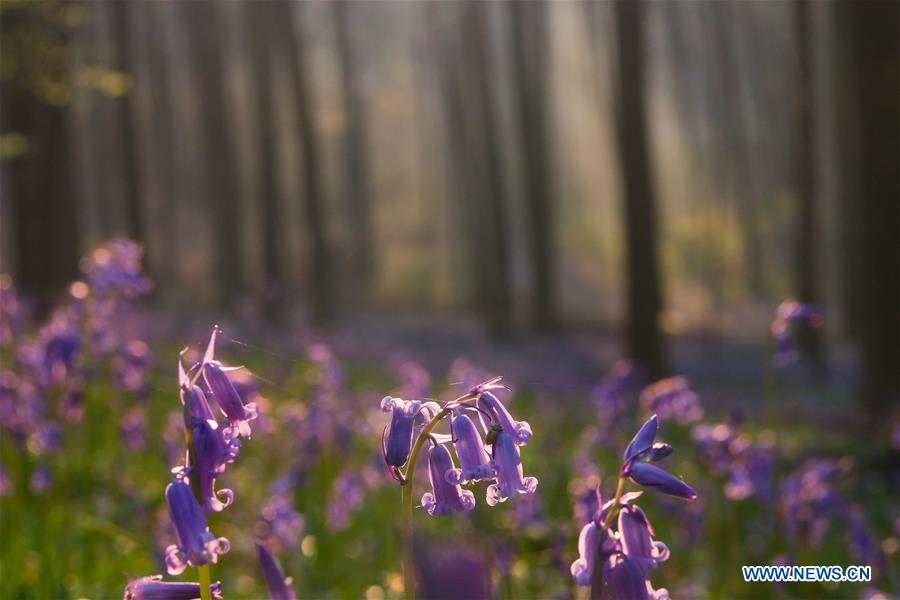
[462,2,513,339]
[510,0,557,332]
[835,0,900,420]
[271,1,333,324]
[613,0,667,379]
[187,0,243,308]
[246,1,283,316]
[334,0,375,302]
[793,0,825,371]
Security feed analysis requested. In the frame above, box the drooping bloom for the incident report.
[421,443,476,516]
[486,430,538,506]
[601,553,670,600]
[123,575,222,600]
[618,504,670,570]
[198,327,257,438]
[163,476,230,575]
[257,543,297,600]
[192,418,240,513]
[570,521,602,586]
[380,396,439,468]
[477,390,532,446]
[446,413,494,485]
[624,462,697,501]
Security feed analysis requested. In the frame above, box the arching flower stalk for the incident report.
[382,376,538,600]
[570,415,696,598]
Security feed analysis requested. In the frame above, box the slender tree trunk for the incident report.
[835,0,900,420]
[613,0,667,379]
[187,0,243,308]
[109,0,143,243]
[462,2,512,339]
[334,0,375,302]
[510,0,556,332]
[793,0,825,371]
[246,2,283,316]
[271,1,333,324]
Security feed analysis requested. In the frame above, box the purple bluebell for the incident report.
[115,339,151,397]
[256,543,297,600]
[601,554,669,600]
[421,443,476,516]
[570,521,602,586]
[380,396,439,468]
[259,493,306,550]
[163,476,230,575]
[640,377,703,425]
[192,418,239,513]
[30,465,52,494]
[624,462,697,501]
[326,473,364,531]
[477,390,532,446]
[123,575,222,600]
[122,408,147,450]
[446,413,494,484]
[771,299,823,367]
[624,415,658,461]
[203,361,257,438]
[618,504,670,570]
[486,430,538,506]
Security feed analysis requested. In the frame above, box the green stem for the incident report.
[400,407,451,600]
[601,477,627,529]
[198,564,212,600]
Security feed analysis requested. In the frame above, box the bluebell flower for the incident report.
[624,415,658,461]
[446,413,494,485]
[624,462,697,501]
[477,390,532,446]
[257,543,297,600]
[602,553,670,600]
[380,396,440,468]
[486,430,538,506]
[123,575,222,600]
[203,361,257,438]
[163,476,230,575]
[570,521,602,586]
[259,493,305,550]
[192,418,240,513]
[200,328,257,438]
[618,504,670,570]
[421,443,475,516]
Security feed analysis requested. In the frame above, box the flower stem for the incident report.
[400,407,450,600]
[198,564,212,600]
[601,477,626,529]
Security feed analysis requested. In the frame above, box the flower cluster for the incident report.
[381,377,539,515]
[692,421,774,501]
[571,416,697,598]
[771,299,822,366]
[125,326,271,597]
[640,377,703,425]
[1,241,153,497]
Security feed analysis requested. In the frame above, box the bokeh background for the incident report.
[0,0,897,598]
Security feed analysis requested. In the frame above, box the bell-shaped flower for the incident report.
[203,361,257,438]
[421,443,476,516]
[381,396,439,468]
[193,418,240,513]
[123,575,222,600]
[486,430,538,506]
[623,461,697,501]
[571,520,620,587]
[477,391,532,446]
[618,504,670,570]
[624,415,658,461]
[601,554,653,600]
[257,543,297,600]
[446,414,494,484]
[163,476,230,575]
